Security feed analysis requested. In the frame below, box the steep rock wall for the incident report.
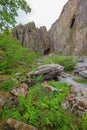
[12,22,53,55]
[49,0,87,55]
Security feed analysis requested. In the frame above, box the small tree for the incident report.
[0,0,31,30]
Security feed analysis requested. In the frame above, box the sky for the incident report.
[16,0,68,30]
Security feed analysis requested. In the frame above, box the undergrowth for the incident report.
[0,81,80,130]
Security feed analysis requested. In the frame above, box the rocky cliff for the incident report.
[13,22,53,55]
[13,0,87,55]
[49,0,87,55]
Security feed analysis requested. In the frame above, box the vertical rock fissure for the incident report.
[22,31,25,46]
[70,15,76,29]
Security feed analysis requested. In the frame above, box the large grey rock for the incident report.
[74,62,87,74]
[7,118,38,130]
[79,70,87,78]
[28,64,64,80]
[49,0,87,54]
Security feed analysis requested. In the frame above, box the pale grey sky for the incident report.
[16,0,68,30]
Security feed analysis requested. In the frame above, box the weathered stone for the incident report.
[7,118,38,130]
[74,62,87,74]
[7,96,18,108]
[79,70,87,79]
[12,22,52,55]
[21,78,34,87]
[28,64,64,80]
[49,0,87,54]
[10,83,29,97]
[0,91,10,110]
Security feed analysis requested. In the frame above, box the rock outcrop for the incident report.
[49,0,87,54]
[28,64,64,80]
[13,22,52,55]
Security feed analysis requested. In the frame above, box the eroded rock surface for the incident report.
[74,62,87,79]
[28,64,64,80]
[10,83,29,97]
[13,22,52,55]
[49,0,87,54]
[79,70,87,79]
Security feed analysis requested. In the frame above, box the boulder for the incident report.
[7,118,38,130]
[79,70,87,79]
[74,62,87,74]
[10,83,29,97]
[28,64,64,80]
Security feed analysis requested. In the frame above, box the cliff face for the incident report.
[13,22,52,55]
[13,0,87,55]
[49,0,87,54]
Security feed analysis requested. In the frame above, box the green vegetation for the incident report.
[73,77,87,84]
[0,32,38,74]
[0,79,17,91]
[0,0,31,30]
[0,32,87,130]
[81,114,87,130]
[0,81,78,130]
[42,55,76,72]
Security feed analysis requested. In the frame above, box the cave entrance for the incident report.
[44,48,50,55]
[70,15,76,28]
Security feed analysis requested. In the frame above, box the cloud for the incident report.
[16,0,68,30]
